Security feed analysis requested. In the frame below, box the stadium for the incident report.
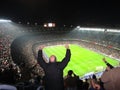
[1,0,120,90]
[0,19,120,89]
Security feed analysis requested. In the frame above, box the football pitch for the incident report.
[43,44,119,77]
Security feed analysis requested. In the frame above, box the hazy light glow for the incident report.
[44,24,47,27]
[0,19,12,23]
[76,26,120,33]
[107,29,120,33]
[79,27,105,31]
[48,23,53,27]
[76,26,80,28]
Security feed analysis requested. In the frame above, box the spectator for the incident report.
[83,78,89,90]
[76,77,83,90]
[37,44,71,90]
[64,70,77,90]
[101,67,120,90]
[89,74,103,90]
[102,58,114,71]
[99,78,104,90]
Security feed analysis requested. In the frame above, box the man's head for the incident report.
[49,55,56,63]
[92,74,97,79]
[68,70,73,76]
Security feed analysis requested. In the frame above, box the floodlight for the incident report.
[76,26,80,28]
[0,19,12,23]
[48,23,53,27]
[18,22,21,24]
[52,23,56,27]
[107,29,120,33]
[35,23,37,26]
[27,22,30,25]
[79,27,105,31]
[44,24,47,27]
[70,25,73,27]
[64,25,66,27]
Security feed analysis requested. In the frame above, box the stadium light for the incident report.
[107,29,120,33]
[44,24,47,27]
[78,27,105,31]
[48,23,53,27]
[0,19,12,23]
[76,26,80,28]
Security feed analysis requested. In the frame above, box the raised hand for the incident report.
[65,44,69,49]
[39,45,45,50]
[102,57,106,62]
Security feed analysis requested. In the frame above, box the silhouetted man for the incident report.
[64,70,77,90]
[37,44,71,90]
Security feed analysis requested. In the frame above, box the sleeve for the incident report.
[37,50,47,69]
[59,49,71,69]
[105,61,114,69]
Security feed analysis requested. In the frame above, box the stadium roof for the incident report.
[0,0,120,27]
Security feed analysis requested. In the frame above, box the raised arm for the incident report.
[37,45,47,69]
[103,58,114,70]
[59,44,71,69]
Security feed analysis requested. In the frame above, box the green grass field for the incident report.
[43,44,119,77]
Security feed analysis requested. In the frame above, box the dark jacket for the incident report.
[37,49,71,90]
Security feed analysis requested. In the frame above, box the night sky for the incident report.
[0,0,120,26]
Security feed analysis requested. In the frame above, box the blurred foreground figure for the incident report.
[37,44,71,90]
[101,67,120,90]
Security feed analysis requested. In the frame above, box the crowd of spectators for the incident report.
[78,40,120,60]
[0,23,120,89]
